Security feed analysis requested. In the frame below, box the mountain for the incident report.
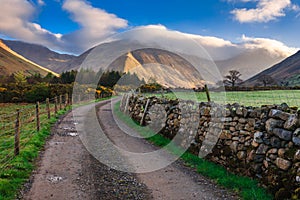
[244,50,300,86]
[108,48,205,88]
[3,40,77,73]
[215,48,286,80]
[0,40,58,77]
[2,38,291,85]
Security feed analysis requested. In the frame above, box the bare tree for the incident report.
[258,75,276,87]
[224,70,242,87]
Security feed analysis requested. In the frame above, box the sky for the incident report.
[0,0,300,57]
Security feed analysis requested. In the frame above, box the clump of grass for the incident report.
[113,101,273,200]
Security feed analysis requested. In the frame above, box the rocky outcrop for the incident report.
[120,94,300,199]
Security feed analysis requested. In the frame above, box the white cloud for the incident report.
[62,0,127,35]
[37,0,45,6]
[0,0,128,54]
[0,0,297,60]
[0,0,60,48]
[107,25,297,60]
[241,34,298,57]
[180,33,241,60]
[61,0,128,52]
[226,0,258,2]
[183,33,235,47]
[178,27,298,59]
[291,4,300,11]
[231,0,295,23]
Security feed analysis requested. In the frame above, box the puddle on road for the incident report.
[47,175,64,184]
[63,127,75,130]
[57,131,79,137]
[49,142,66,145]
[66,132,78,137]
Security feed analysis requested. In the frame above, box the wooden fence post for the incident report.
[36,102,40,132]
[14,109,20,156]
[59,95,62,110]
[140,99,150,126]
[65,93,68,109]
[54,96,58,115]
[69,96,73,106]
[124,94,130,115]
[46,98,50,119]
[204,84,211,102]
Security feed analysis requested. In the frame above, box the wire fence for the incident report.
[0,91,113,171]
[0,94,71,171]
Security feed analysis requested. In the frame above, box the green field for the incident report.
[149,90,300,107]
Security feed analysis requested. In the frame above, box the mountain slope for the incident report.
[108,48,205,88]
[3,39,290,82]
[244,50,300,86]
[3,40,76,73]
[215,48,286,80]
[0,40,59,77]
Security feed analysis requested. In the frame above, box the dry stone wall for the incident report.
[120,94,300,199]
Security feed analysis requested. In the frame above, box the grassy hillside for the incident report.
[0,40,59,77]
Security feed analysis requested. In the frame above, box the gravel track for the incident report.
[21,104,151,200]
[21,99,238,200]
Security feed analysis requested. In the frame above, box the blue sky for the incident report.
[0,0,299,56]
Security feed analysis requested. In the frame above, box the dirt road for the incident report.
[21,99,238,200]
[21,103,150,200]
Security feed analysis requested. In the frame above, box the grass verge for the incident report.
[113,101,273,200]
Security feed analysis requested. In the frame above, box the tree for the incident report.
[258,75,276,87]
[117,72,145,86]
[27,73,42,84]
[224,70,242,87]
[98,71,122,88]
[14,71,27,85]
[61,70,77,84]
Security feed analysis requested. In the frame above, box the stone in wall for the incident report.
[124,95,300,198]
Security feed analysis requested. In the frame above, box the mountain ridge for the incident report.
[3,40,76,73]
[108,48,206,88]
[2,38,292,85]
[0,40,59,77]
[244,50,300,86]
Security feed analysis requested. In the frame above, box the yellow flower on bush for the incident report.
[0,87,7,92]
